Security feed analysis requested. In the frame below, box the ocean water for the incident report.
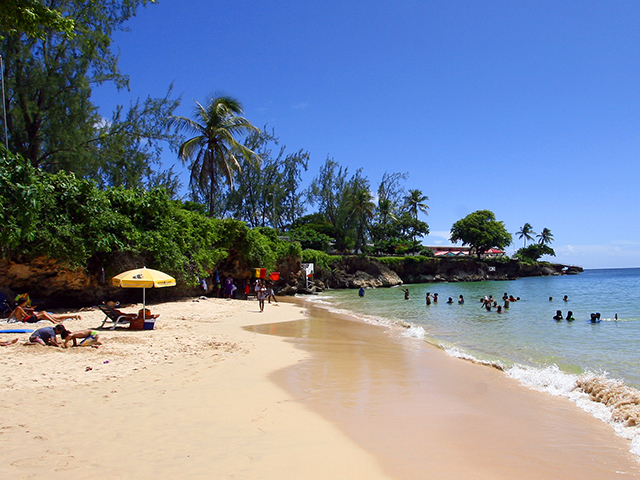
[304,267,640,454]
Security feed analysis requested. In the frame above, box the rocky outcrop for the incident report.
[0,258,200,308]
[300,256,403,293]
[305,256,582,293]
[386,257,581,284]
[0,258,95,306]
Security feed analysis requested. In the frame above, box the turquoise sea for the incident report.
[305,267,640,454]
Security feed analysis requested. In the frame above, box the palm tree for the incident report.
[516,223,536,248]
[170,95,260,216]
[537,227,554,245]
[404,189,429,219]
[402,189,429,248]
[347,185,376,253]
[376,198,397,226]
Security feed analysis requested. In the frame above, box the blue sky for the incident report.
[92,1,640,269]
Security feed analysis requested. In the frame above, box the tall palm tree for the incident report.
[537,227,554,245]
[516,223,536,247]
[403,189,429,248]
[347,185,376,253]
[404,189,429,219]
[170,96,260,216]
[376,198,397,226]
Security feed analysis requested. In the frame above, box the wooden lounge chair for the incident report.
[97,304,132,330]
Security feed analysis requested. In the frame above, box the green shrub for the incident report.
[0,150,303,286]
[301,249,339,270]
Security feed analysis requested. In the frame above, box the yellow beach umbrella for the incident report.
[112,267,176,320]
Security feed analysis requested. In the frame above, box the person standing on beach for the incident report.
[224,276,234,298]
[257,285,267,312]
[267,283,278,304]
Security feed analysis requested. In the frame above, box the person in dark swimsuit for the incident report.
[10,298,80,324]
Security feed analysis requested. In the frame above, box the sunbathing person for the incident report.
[104,301,140,321]
[63,329,101,347]
[104,301,158,319]
[10,298,80,324]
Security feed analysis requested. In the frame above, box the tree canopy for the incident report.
[1,0,180,190]
[516,244,556,262]
[450,210,512,258]
[0,0,75,39]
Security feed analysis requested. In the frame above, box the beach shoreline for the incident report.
[0,296,638,479]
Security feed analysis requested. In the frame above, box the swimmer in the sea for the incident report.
[553,310,563,321]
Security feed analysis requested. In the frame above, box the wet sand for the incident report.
[0,297,638,479]
[252,300,640,479]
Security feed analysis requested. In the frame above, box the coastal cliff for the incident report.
[0,255,582,307]
[302,256,582,293]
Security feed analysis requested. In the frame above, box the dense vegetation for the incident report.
[0,149,300,286]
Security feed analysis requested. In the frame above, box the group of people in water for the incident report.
[387,287,614,323]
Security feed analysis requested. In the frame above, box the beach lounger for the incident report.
[97,304,132,330]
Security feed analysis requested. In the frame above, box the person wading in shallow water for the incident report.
[402,289,409,300]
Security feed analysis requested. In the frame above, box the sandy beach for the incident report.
[0,297,638,479]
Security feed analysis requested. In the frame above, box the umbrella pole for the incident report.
[143,287,146,321]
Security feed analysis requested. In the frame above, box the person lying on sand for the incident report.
[10,298,81,324]
[63,329,102,348]
[0,338,18,346]
[25,325,69,347]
